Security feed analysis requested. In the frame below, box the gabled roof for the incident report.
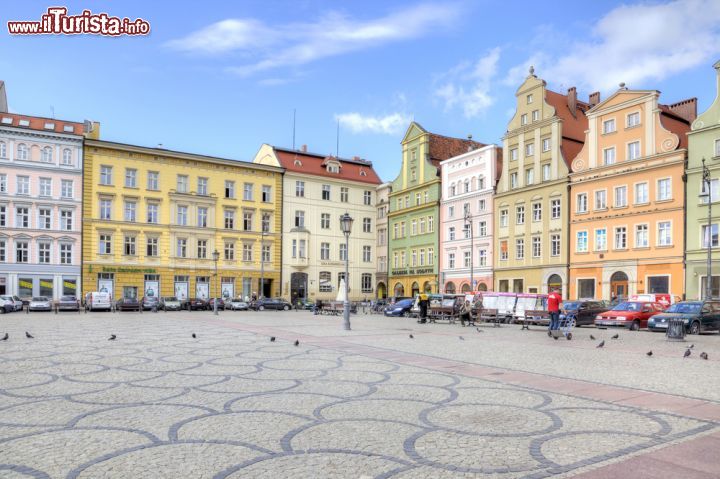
[544,89,589,168]
[427,133,485,166]
[272,146,382,185]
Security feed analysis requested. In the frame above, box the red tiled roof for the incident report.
[428,133,485,166]
[659,105,691,150]
[544,90,589,168]
[0,112,85,135]
[273,147,382,185]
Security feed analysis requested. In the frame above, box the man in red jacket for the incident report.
[548,288,561,333]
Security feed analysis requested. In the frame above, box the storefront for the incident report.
[5,272,80,301]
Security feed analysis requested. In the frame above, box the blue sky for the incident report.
[2,0,720,182]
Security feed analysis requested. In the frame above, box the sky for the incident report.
[2,0,720,183]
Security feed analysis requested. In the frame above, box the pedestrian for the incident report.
[417,294,428,323]
[314,299,323,315]
[459,300,472,327]
[548,288,562,334]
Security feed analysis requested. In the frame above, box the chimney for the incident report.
[567,87,577,117]
[467,134,474,152]
[0,80,7,113]
[352,155,360,161]
[588,91,601,107]
[667,98,698,123]
[300,144,307,153]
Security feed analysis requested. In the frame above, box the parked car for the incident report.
[141,296,160,311]
[85,292,113,312]
[208,298,226,311]
[594,301,665,330]
[560,300,610,326]
[251,298,292,311]
[296,299,315,310]
[648,301,720,334]
[10,296,24,311]
[29,296,53,312]
[384,298,415,317]
[57,295,80,312]
[116,297,142,312]
[186,298,209,311]
[159,296,183,311]
[0,295,15,314]
[228,298,249,311]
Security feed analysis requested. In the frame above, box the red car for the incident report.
[594,301,666,330]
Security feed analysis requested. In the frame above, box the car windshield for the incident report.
[232,298,244,302]
[396,299,413,307]
[165,297,178,302]
[612,302,642,312]
[32,297,48,301]
[562,302,580,310]
[61,296,76,301]
[664,303,701,314]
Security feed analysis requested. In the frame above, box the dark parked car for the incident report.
[186,298,208,311]
[252,298,292,311]
[208,298,225,311]
[648,301,720,334]
[384,298,415,317]
[57,295,81,312]
[560,300,609,326]
[116,297,142,312]
[141,296,160,311]
[296,299,315,310]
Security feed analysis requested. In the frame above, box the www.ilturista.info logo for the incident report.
[7,7,150,36]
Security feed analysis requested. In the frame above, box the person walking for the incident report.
[417,294,429,323]
[547,288,562,335]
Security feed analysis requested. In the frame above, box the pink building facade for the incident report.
[0,111,88,300]
[439,144,500,293]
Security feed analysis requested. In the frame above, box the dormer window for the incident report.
[294,160,302,166]
[360,170,367,177]
[328,164,339,173]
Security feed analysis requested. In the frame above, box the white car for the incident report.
[228,298,249,311]
[0,296,14,314]
[29,296,53,312]
[8,296,24,311]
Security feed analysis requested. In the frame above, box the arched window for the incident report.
[17,143,28,160]
[0,142,6,158]
[461,283,471,293]
[464,180,470,193]
[62,148,73,166]
[41,146,53,163]
[445,282,456,294]
[478,176,485,190]
[394,283,405,297]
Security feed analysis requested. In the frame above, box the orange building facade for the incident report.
[568,87,694,300]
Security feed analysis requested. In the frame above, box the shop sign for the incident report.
[101,267,156,273]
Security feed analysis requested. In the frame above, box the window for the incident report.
[0,239,7,262]
[61,179,73,198]
[298,240,306,258]
[0,174,5,192]
[701,178,720,203]
[463,251,471,267]
[578,279,595,298]
[61,148,72,165]
[0,142,6,158]
[177,175,188,193]
[16,207,29,227]
[658,221,672,246]
[223,210,235,229]
[320,242,330,260]
[196,207,207,227]
[319,272,332,292]
[500,240,508,260]
[478,249,487,266]
[60,243,72,264]
[243,243,253,261]
[657,178,671,201]
[17,175,29,194]
[100,166,113,185]
[141,203,157,224]
[262,245,271,263]
[526,168,534,185]
[146,237,158,257]
[393,223,398,239]
[177,206,188,226]
[551,199,561,219]
[0,205,5,227]
[635,182,648,204]
[521,113,528,125]
[510,148,518,161]
[542,164,551,181]
[551,234,561,256]
[125,169,137,188]
[595,228,607,251]
[542,138,550,152]
[478,199,486,212]
[295,210,305,228]
[339,243,347,261]
[576,193,588,213]
[635,224,649,248]
[603,147,615,165]
[419,218,426,234]
[516,205,525,225]
[260,185,272,203]
[526,94,533,104]
[364,190,372,205]
[510,172,518,189]
[415,193,421,205]
[614,186,627,207]
[261,213,271,233]
[176,239,187,258]
[614,227,627,249]
[41,146,53,163]
[363,217,372,233]
[38,243,50,263]
[99,234,112,254]
[449,227,456,241]
[576,231,588,252]
[39,178,52,197]
[197,240,207,259]
[296,181,305,197]
[449,185,456,197]
[410,219,417,236]
[39,208,51,229]
[322,185,331,200]
[124,201,136,222]
[243,211,252,231]
[532,110,540,122]
[419,248,425,266]
[340,187,349,203]
[594,190,607,210]
[516,239,524,259]
[100,199,112,220]
[603,118,616,134]
[363,245,372,262]
[243,183,253,201]
[16,241,28,263]
[17,144,28,160]
[448,206,455,218]
[479,221,487,236]
[362,274,372,293]
[500,209,508,227]
[525,143,534,156]
[428,216,434,232]
[320,213,330,229]
[147,171,159,190]
[225,242,235,260]
[463,223,470,239]
[715,139,720,157]
[532,237,541,258]
[532,203,542,222]
[125,236,137,256]
[397,198,403,209]
[628,141,641,160]
[448,253,455,269]
[702,224,719,248]
[627,112,640,127]
[60,210,72,230]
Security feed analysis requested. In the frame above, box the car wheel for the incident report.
[404,311,411,318]
[629,321,640,331]
[283,305,290,311]
[259,305,265,311]
[689,321,701,335]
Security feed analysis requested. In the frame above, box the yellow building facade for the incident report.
[82,140,283,302]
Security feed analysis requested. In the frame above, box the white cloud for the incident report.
[434,47,501,118]
[511,0,720,92]
[335,112,411,135]
[167,4,462,77]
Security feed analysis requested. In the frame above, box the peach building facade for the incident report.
[568,87,694,300]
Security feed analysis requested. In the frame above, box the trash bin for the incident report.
[666,318,686,341]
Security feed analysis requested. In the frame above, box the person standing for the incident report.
[548,288,562,333]
[417,294,429,324]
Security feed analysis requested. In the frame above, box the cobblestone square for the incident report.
[0,311,718,478]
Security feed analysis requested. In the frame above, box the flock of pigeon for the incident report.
[1,332,303,347]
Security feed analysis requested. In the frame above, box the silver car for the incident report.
[29,296,53,312]
[0,296,14,314]
[228,298,249,311]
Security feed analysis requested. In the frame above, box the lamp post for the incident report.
[212,249,219,315]
[464,208,474,292]
[701,158,713,300]
[340,212,354,330]
[259,231,267,299]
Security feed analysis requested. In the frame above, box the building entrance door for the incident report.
[291,273,307,302]
[610,271,629,300]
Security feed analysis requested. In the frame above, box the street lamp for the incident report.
[212,249,220,315]
[340,212,354,330]
[464,208,474,292]
[700,158,713,300]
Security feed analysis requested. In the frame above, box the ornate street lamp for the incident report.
[340,212,354,330]
[464,208,474,292]
[212,249,220,315]
[700,158,713,300]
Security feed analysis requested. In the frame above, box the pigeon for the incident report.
[1,333,8,341]
[646,350,653,357]
[688,344,695,349]
[700,352,708,360]
[25,332,34,339]
[294,340,299,346]
[459,336,464,340]
[409,334,414,339]
[270,336,276,342]
[596,340,605,348]
[192,333,197,339]
[108,334,116,341]
[475,327,483,333]
[590,334,596,340]
[684,349,691,358]
[611,333,619,339]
